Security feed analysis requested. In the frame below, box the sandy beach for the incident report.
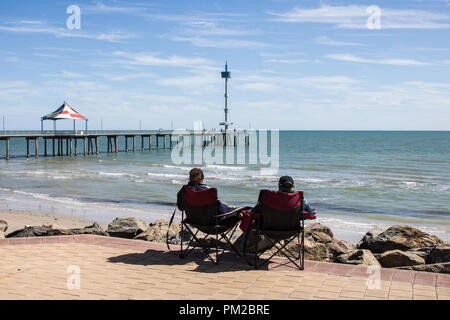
[0,209,108,236]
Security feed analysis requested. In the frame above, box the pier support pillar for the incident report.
[6,138,9,160]
[26,138,30,159]
[35,138,38,159]
[133,136,135,152]
[95,137,99,155]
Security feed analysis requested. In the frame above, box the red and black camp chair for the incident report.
[242,190,315,270]
[167,186,243,264]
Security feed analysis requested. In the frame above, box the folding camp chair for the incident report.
[167,186,242,264]
[242,190,313,270]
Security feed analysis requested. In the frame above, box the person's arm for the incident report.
[302,199,316,219]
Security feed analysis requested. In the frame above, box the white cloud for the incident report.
[326,53,435,66]
[169,36,266,48]
[315,35,363,46]
[113,51,213,67]
[269,4,450,29]
[264,59,310,64]
[83,2,150,15]
[0,21,136,42]
[156,73,221,94]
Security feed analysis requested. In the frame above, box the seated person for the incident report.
[177,168,241,226]
[251,176,316,219]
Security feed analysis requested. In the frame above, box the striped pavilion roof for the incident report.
[42,102,87,120]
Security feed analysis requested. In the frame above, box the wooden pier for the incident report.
[0,130,250,160]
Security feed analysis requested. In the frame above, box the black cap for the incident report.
[279,176,294,188]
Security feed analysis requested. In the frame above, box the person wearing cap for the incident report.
[177,168,241,226]
[250,176,316,217]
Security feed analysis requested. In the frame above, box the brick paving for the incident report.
[0,235,449,300]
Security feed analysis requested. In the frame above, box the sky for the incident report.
[0,0,450,131]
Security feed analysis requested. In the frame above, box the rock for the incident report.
[233,230,275,253]
[406,246,435,261]
[303,238,334,262]
[277,223,356,262]
[106,216,149,239]
[134,219,181,243]
[64,222,108,236]
[6,223,108,237]
[335,249,381,267]
[305,223,334,238]
[6,225,56,238]
[356,225,443,254]
[427,245,450,264]
[356,226,384,248]
[301,223,355,262]
[398,262,450,274]
[335,239,357,252]
[379,249,425,268]
[0,219,8,233]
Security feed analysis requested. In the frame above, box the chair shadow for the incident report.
[107,246,300,273]
[107,247,256,273]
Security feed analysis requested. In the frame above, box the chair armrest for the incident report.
[216,206,253,217]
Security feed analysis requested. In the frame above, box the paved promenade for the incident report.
[1,235,449,300]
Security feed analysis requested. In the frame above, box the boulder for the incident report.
[0,219,8,233]
[233,230,275,254]
[106,216,149,239]
[6,223,108,238]
[335,249,381,267]
[427,245,450,264]
[6,225,57,238]
[406,246,435,261]
[64,222,108,236]
[279,223,356,262]
[379,249,425,268]
[356,226,384,248]
[134,219,181,243]
[356,225,443,254]
[305,223,334,238]
[398,262,450,274]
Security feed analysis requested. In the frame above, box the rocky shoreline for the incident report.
[1,217,449,274]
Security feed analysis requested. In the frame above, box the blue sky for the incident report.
[0,0,449,130]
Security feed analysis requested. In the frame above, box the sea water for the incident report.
[0,131,449,244]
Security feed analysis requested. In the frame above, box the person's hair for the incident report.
[189,168,204,185]
[278,176,295,193]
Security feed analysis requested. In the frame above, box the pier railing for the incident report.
[0,130,250,160]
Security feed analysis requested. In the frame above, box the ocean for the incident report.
[0,130,449,244]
